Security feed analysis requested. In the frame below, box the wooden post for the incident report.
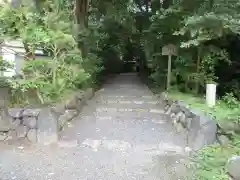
[162,44,178,91]
[167,55,172,90]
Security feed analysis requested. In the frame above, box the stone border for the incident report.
[0,88,94,145]
[227,156,240,180]
[158,93,240,179]
[158,92,218,151]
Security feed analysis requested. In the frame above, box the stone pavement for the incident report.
[0,73,191,180]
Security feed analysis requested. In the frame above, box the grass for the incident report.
[195,141,240,180]
[167,90,240,123]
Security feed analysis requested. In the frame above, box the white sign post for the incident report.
[162,44,178,90]
[206,83,216,107]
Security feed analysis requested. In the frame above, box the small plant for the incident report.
[222,92,239,109]
[0,57,13,88]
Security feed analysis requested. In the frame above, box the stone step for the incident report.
[92,110,170,122]
[95,99,160,105]
[94,106,165,114]
[79,138,186,155]
[93,95,158,101]
[92,102,164,110]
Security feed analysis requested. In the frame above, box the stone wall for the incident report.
[159,92,218,151]
[0,108,39,142]
[0,88,94,144]
[159,92,240,179]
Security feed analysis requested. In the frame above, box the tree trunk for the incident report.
[23,42,35,61]
[74,0,89,58]
[195,46,201,94]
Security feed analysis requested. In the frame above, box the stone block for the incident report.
[12,119,21,129]
[76,98,86,112]
[65,95,80,110]
[177,101,192,117]
[217,135,230,146]
[218,121,240,135]
[162,91,218,151]
[187,115,217,150]
[22,109,41,117]
[58,110,78,130]
[23,117,37,129]
[6,130,17,141]
[159,92,168,101]
[27,129,37,142]
[175,111,184,123]
[8,108,24,119]
[185,118,192,130]
[37,108,58,145]
[0,87,10,109]
[52,104,65,115]
[0,116,13,131]
[227,156,240,180]
[0,132,7,141]
[16,125,28,138]
[166,102,181,115]
[175,122,184,133]
[84,88,94,100]
[179,113,187,127]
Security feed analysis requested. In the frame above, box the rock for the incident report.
[187,115,217,150]
[8,108,24,119]
[0,132,7,141]
[58,110,78,130]
[22,109,41,117]
[159,92,168,101]
[170,113,175,119]
[176,101,189,109]
[175,122,184,133]
[173,118,178,127]
[16,125,28,138]
[27,129,37,142]
[37,108,58,145]
[0,118,12,131]
[184,146,192,154]
[227,156,240,180]
[217,135,230,146]
[218,121,240,134]
[75,91,85,100]
[65,95,80,110]
[84,88,94,100]
[185,118,192,130]
[5,130,17,141]
[164,104,170,112]
[51,104,65,116]
[12,119,21,129]
[189,108,202,117]
[167,103,181,115]
[174,111,184,123]
[179,113,187,127]
[23,117,37,129]
[0,87,10,109]
[165,103,173,114]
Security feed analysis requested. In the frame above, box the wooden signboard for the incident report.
[162,44,178,90]
[162,44,178,56]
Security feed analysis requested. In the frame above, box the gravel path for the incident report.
[0,73,191,180]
